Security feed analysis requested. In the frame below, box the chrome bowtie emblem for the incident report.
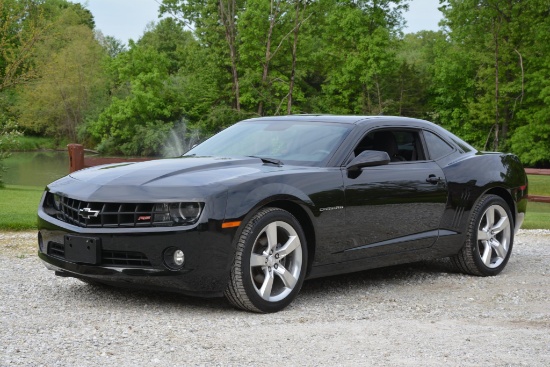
[79,207,100,219]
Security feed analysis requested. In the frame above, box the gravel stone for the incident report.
[1,230,549,366]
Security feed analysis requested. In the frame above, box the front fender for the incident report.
[225,182,314,220]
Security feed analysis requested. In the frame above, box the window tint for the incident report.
[354,130,425,162]
[424,131,454,159]
[186,120,352,166]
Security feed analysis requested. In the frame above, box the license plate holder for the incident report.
[64,235,101,264]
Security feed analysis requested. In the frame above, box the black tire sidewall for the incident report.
[470,195,514,276]
[239,209,308,313]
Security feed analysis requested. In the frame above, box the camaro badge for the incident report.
[79,207,100,219]
[319,206,344,212]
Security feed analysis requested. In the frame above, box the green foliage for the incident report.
[317,0,407,115]
[0,117,21,187]
[14,7,108,141]
[13,135,61,151]
[89,31,187,155]
[0,0,49,90]
[0,0,549,166]
[96,32,126,58]
[435,0,550,162]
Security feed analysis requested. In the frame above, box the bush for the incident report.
[0,118,22,187]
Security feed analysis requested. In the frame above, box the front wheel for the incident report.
[451,194,514,276]
[225,208,308,313]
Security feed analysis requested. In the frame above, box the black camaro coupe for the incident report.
[38,115,528,312]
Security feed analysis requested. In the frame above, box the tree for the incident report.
[0,116,20,188]
[0,0,49,91]
[315,0,408,115]
[14,6,108,142]
[161,0,245,110]
[96,31,126,58]
[88,19,205,155]
[434,0,550,167]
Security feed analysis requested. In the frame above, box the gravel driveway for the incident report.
[1,230,549,366]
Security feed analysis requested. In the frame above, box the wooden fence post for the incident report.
[67,144,84,173]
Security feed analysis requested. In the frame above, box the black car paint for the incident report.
[37,116,528,297]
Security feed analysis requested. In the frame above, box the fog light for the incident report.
[163,247,185,270]
[174,250,184,266]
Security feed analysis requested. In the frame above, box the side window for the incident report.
[423,131,454,159]
[353,129,425,162]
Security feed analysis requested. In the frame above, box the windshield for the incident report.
[186,120,353,166]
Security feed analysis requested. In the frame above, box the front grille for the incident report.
[102,251,152,266]
[45,193,173,228]
[47,242,151,267]
[48,242,65,258]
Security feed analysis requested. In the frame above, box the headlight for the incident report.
[169,202,202,224]
[153,202,202,226]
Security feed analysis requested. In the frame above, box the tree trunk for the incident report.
[493,20,500,151]
[258,0,279,116]
[287,1,302,115]
[219,0,241,111]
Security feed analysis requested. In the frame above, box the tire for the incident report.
[225,208,308,313]
[451,194,514,276]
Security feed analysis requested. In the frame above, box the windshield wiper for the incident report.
[248,156,283,166]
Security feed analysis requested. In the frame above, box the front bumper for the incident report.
[38,223,237,298]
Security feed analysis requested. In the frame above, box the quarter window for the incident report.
[424,131,454,159]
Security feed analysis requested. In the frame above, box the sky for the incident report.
[76,0,443,44]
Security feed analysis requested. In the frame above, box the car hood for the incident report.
[69,157,275,186]
[47,157,296,202]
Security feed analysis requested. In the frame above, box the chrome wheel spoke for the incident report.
[481,242,493,266]
[276,235,299,259]
[491,239,507,259]
[491,216,510,234]
[274,264,297,289]
[265,222,278,252]
[250,253,266,267]
[486,207,495,227]
[259,269,274,300]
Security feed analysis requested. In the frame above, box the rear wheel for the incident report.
[225,208,307,313]
[452,194,513,276]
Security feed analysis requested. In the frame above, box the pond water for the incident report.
[2,151,70,187]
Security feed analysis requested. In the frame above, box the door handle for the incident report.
[426,174,441,184]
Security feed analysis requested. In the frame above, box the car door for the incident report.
[339,128,448,261]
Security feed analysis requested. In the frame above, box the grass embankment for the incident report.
[0,175,548,231]
[528,174,550,196]
[524,174,550,229]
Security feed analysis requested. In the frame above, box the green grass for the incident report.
[522,202,550,230]
[0,185,43,230]
[527,174,550,196]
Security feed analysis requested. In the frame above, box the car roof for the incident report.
[242,115,477,153]
[243,114,437,128]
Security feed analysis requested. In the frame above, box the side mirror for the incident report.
[346,150,390,171]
